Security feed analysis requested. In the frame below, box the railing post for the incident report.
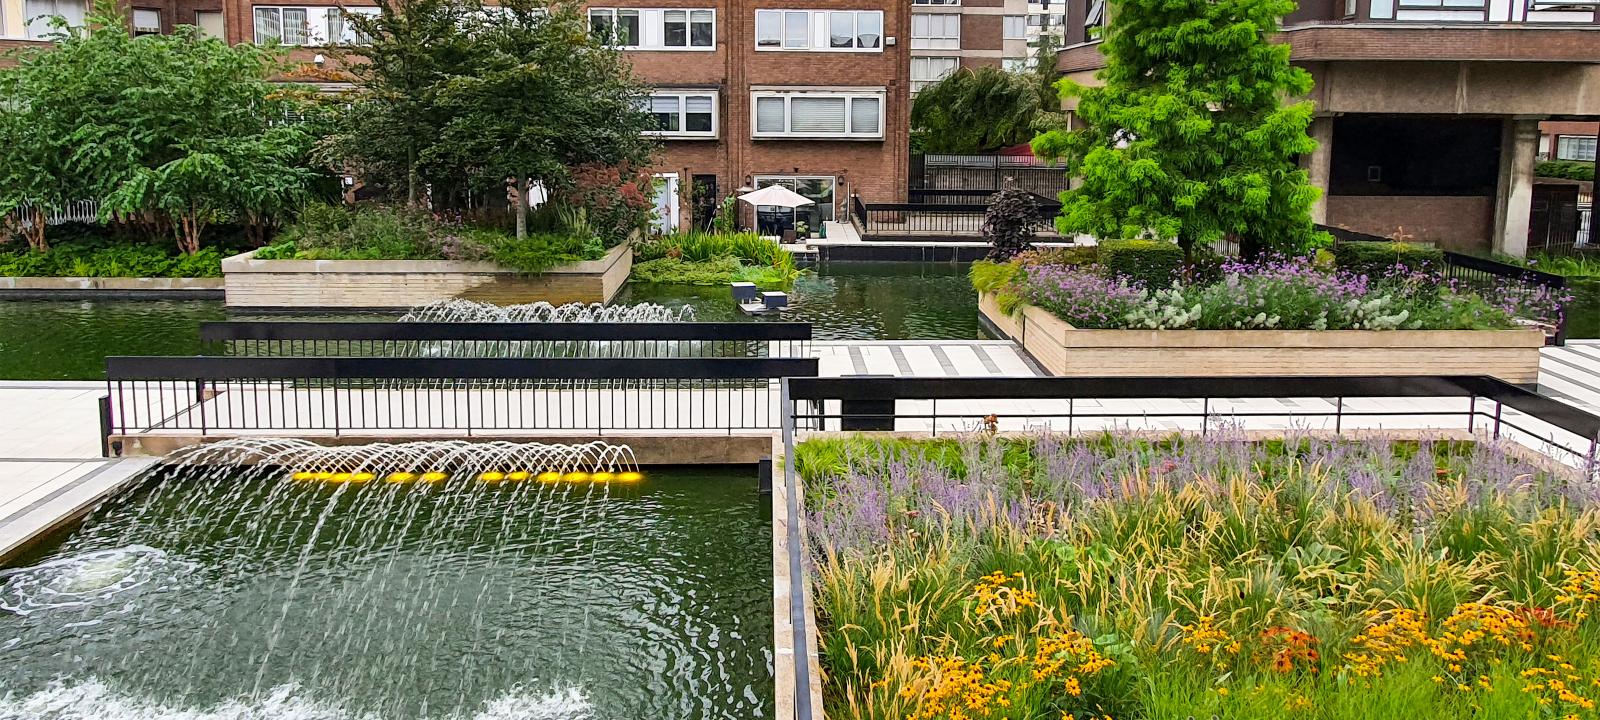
[1201,397,1210,436]
[196,378,207,436]
[1334,397,1343,436]
[1467,396,1477,434]
[97,394,115,458]
[1493,401,1504,440]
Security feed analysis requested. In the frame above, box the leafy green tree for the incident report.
[1032,0,1324,258]
[912,66,1042,155]
[0,1,320,254]
[430,0,657,241]
[324,0,477,205]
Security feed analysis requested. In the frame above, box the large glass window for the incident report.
[751,91,883,139]
[754,176,837,233]
[755,10,883,51]
[663,10,687,46]
[641,91,717,138]
[911,57,958,92]
[911,13,959,50]
[755,10,780,46]
[1557,135,1598,162]
[254,6,369,45]
[590,8,711,49]
[24,0,85,39]
[1003,15,1026,38]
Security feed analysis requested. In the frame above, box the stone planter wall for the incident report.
[222,243,632,308]
[0,276,224,297]
[979,292,1546,384]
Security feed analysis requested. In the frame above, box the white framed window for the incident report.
[1003,15,1026,38]
[24,0,86,39]
[253,6,376,45]
[639,91,717,138]
[752,90,883,139]
[911,57,957,92]
[911,13,959,50]
[132,8,160,34]
[1556,135,1597,162]
[590,8,715,50]
[913,0,960,4]
[1003,57,1028,72]
[754,9,882,51]
[193,10,224,37]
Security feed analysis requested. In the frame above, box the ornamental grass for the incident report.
[800,432,1600,720]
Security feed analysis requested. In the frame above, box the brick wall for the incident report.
[1325,195,1495,253]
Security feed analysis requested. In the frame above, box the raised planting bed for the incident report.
[221,243,631,308]
[979,292,1546,383]
[0,276,224,297]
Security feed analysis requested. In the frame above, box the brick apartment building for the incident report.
[908,0,1064,93]
[2,0,917,233]
[1057,0,1600,256]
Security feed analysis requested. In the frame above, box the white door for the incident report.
[652,174,680,233]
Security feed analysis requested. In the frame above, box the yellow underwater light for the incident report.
[617,471,644,482]
[590,472,615,483]
[507,471,531,481]
[385,472,417,483]
[536,471,563,483]
[419,472,449,483]
[478,471,506,483]
[562,471,591,482]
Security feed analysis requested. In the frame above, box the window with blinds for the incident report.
[642,91,717,138]
[24,0,86,39]
[253,6,375,45]
[754,10,883,51]
[1557,135,1597,162]
[751,91,884,139]
[590,8,715,49]
[911,13,959,50]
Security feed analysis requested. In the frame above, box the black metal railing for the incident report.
[1317,226,1571,344]
[851,195,1061,241]
[199,321,813,359]
[104,356,820,441]
[910,154,1071,197]
[781,375,1600,461]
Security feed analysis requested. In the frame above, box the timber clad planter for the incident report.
[221,242,632,308]
[979,291,1546,383]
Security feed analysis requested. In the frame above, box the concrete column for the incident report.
[1304,116,1334,225]
[1493,117,1541,258]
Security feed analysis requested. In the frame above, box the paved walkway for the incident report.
[2,340,1597,560]
[0,380,155,560]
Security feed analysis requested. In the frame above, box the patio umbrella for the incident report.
[738,185,815,233]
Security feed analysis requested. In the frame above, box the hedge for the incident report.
[1098,239,1184,289]
[1330,240,1444,278]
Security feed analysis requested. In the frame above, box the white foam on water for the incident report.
[0,546,196,616]
[0,681,594,720]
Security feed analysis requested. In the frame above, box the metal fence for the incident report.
[199,321,813,359]
[12,200,103,226]
[851,194,1061,241]
[911,154,1071,197]
[103,356,820,444]
[1321,225,1571,344]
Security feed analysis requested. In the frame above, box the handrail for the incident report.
[784,374,1600,449]
[107,355,820,381]
[199,321,813,343]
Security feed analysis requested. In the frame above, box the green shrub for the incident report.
[1535,159,1595,182]
[0,234,227,278]
[631,231,797,284]
[1098,239,1184,288]
[1330,240,1443,278]
[968,259,1020,295]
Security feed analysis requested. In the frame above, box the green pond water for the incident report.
[0,262,982,380]
[0,460,771,720]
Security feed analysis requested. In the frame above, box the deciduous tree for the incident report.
[1032,0,1325,258]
